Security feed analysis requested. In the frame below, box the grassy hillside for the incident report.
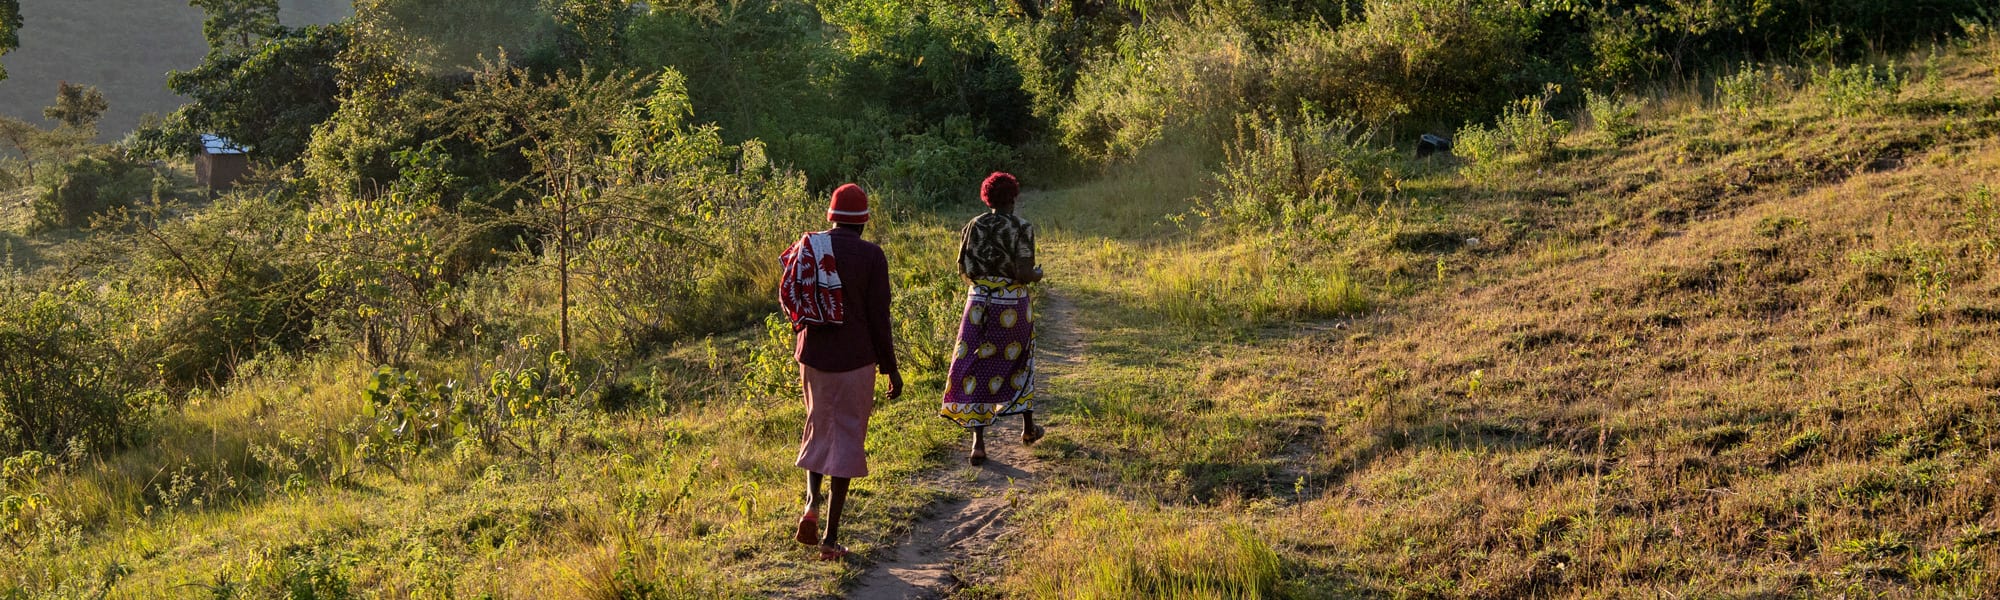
[3,4,1999,598]
[0,0,350,140]
[6,37,1996,598]
[999,44,2000,598]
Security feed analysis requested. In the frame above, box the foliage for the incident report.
[97,196,318,391]
[544,0,631,69]
[32,152,158,230]
[0,286,138,456]
[190,0,281,56]
[354,366,471,472]
[157,23,348,163]
[43,82,107,132]
[1454,84,1571,170]
[356,0,556,73]
[1306,0,1541,125]
[860,117,1014,207]
[1583,89,1641,143]
[301,181,459,367]
[1812,61,1904,117]
[447,60,676,355]
[1202,104,1397,233]
[0,0,18,82]
[1060,14,1264,160]
[1713,62,1792,118]
[0,114,92,185]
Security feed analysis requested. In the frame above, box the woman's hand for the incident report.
[1013,260,1045,284]
[886,371,904,400]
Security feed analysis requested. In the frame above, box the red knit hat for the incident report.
[828,183,869,224]
[981,172,1019,208]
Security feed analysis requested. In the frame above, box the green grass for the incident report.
[8,37,2000,600]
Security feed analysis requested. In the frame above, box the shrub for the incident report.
[1584,89,1642,143]
[0,286,139,456]
[301,189,459,366]
[31,153,156,230]
[1310,0,1541,125]
[1812,61,1903,117]
[1455,84,1571,170]
[98,196,318,393]
[1713,62,1792,118]
[1059,14,1265,160]
[861,118,1015,208]
[1201,104,1396,233]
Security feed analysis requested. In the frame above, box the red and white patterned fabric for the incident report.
[780,232,845,330]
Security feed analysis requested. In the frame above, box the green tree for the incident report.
[0,0,20,82]
[449,58,722,355]
[43,81,108,132]
[190,0,281,56]
[151,24,347,163]
[544,0,629,68]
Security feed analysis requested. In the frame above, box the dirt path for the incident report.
[844,290,1084,600]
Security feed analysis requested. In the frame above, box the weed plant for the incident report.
[1455,84,1572,172]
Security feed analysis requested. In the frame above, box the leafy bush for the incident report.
[1812,61,1904,117]
[301,188,460,367]
[1713,62,1793,118]
[1059,15,1265,160]
[1302,0,1541,125]
[95,197,318,392]
[1584,89,1642,143]
[0,286,140,456]
[32,153,156,230]
[1454,84,1571,170]
[862,117,1015,208]
[1201,104,1396,233]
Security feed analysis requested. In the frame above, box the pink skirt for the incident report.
[796,364,876,478]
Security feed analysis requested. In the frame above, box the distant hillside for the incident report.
[0,0,352,141]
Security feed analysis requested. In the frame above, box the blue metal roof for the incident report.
[199,134,248,155]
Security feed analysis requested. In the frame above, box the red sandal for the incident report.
[795,515,820,546]
[817,542,850,561]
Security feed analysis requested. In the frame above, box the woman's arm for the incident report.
[1011,221,1043,283]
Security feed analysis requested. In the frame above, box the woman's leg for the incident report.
[970,424,988,463]
[804,471,824,515]
[822,476,851,551]
[797,471,825,545]
[1021,410,1042,444]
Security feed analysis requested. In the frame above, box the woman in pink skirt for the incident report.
[788,183,903,560]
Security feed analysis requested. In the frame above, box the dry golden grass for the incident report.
[994,39,2000,599]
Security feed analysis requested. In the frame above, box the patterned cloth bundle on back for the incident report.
[780,232,844,330]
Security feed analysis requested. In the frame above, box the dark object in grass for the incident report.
[1417,133,1453,159]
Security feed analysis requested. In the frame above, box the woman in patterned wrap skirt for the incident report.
[941,172,1045,464]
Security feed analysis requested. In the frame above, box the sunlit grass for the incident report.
[1008,490,1283,600]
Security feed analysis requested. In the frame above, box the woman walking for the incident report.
[785,183,903,560]
[941,172,1045,464]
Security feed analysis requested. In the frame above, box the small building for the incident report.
[195,134,249,192]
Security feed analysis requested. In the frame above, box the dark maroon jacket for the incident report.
[793,227,898,376]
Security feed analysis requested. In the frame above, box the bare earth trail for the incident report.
[844,290,1085,600]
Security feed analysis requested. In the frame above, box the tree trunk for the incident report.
[559,188,572,356]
